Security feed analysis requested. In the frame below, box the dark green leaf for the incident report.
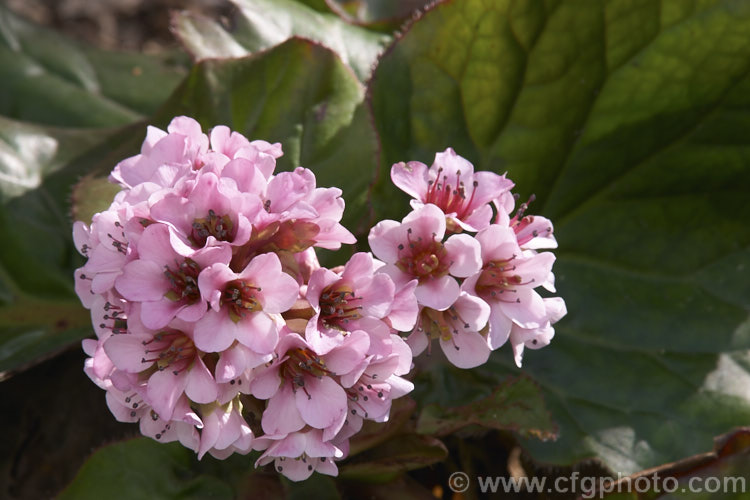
[155,38,379,240]
[339,434,447,482]
[349,397,417,456]
[172,0,390,81]
[0,5,186,127]
[284,473,341,499]
[325,0,432,30]
[0,118,133,375]
[416,376,557,440]
[369,0,750,473]
[59,438,234,500]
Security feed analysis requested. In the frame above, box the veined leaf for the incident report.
[172,0,390,81]
[369,0,750,473]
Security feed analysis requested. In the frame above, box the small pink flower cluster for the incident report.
[74,117,415,481]
[74,117,565,481]
[371,148,566,369]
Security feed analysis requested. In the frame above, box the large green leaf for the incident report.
[172,0,390,81]
[0,118,136,374]
[0,5,186,127]
[59,439,234,500]
[416,376,557,440]
[369,0,750,473]
[155,37,379,239]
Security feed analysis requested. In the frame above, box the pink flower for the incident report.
[255,428,343,481]
[109,117,208,189]
[408,292,491,369]
[115,223,231,329]
[253,330,369,440]
[462,224,556,349]
[369,204,482,311]
[510,297,566,367]
[149,171,256,250]
[195,252,299,353]
[103,318,219,421]
[391,148,513,232]
[305,252,396,355]
[196,399,254,459]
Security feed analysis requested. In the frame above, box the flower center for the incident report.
[280,348,332,399]
[475,259,532,302]
[424,167,478,218]
[396,228,449,282]
[221,280,262,322]
[191,209,234,247]
[141,330,197,375]
[163,258,201,303]
[419,306,471,342]
[319,284,362,329]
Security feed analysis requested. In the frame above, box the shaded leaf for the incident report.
[596,428,750,499]
[59,438,234,500]
[155,37,379,239]
[416,376,557,441]
[349,397,417,456]
[339,434,447,482]
[0,5,186,127]
[369,0,750,473]
[325,0,433,30]
[0,119,136,375]
[172,0,390,81]
[284,474,341,499]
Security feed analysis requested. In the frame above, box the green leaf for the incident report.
[349,397,417,456]
[0,118,133,375]
[416,376,557,440]
[60,438,234,500]
[172,0,390,81]
[155,37,379,239]
[0,5,186,127]
[326,0,433,30]
[369,0,750,473]
[597,428,750,499]
[339,434,448,482]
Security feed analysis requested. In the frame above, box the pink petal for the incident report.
[440,331,491,369]
[241,253,299,313]
[295,376,347,431]
[323,330,369,375]
[390,160,429,200]
[262,384,305,436]
[403,204,446,241]
[193,310,236,352]
[444,233,482,277]
[487,303,512,349]
[476,225,519,263]
[367,220,402,264]
[237,312,279,355]
[249,367,282,399]
[185,356,218,403]
[415,275,459,311]
[499,288,547,328]
[147,369,188,420]
[358,273,395,318]
[215,344,246,383]
[141,298,183,330]
[103,333,152,373]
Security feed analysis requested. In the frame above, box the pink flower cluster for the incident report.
[74,117,415,481]
[74,117,565,482]
[370,148,566,369]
